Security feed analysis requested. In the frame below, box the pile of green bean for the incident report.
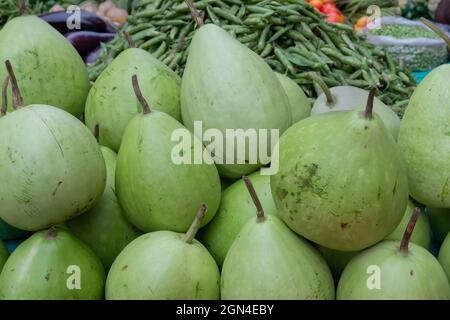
[88,0,416,116]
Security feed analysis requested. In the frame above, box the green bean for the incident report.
[349,70,362,80]
[239,31,260,43]
[169,26,180,40]
[131,29,161,42]
[140,35,167,50]
[260,43,273,57]
[206,5,221,25]
[347,79,371,87]
[267,59,285,73]
[153,19,187,27]
[211,7,242,24]
[227,5,237,15]
[258,26,271,51]
[274,47,296,74]
[127,23,153,35]
[398,72,411,84]
[268,26,292,43]
[169,51,183,69]
[321,47,363,68]
[237,4,246,19]
[246,5,274,15]
[135,8,164,19]
[153,41,168,59]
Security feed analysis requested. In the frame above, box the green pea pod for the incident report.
[212,7,243,24]
[257,25,271,51]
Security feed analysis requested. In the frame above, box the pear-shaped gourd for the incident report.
[85,35,181,151]
[200,170,277,267]
[398,19,450,208]
[271,88,408,251]
[181,11,291,179]
[309,73,400,139]
[116,76,221,232]
[221,177,334,299]
[275,72,311,123]
[0,241,8,272]
[0,62,106,231]
[428,207,450,243]
[438,233,450,282]
[0,218,30,240]
[68,139,142,269]
[337,208,450,299]
[386,199,431,249]
[106,204,220,299]
[0,227,105,299]
[0,15,89,117]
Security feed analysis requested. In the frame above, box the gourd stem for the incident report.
[185,0,204,27]
[306,72,334,106]
[243,176,265,221]
[123,31,136,48]
[1,76,9,116]
[420,18,450,51]
[131,75,151,114]
[19,0,26,15]
[184,203,208,243]
[399,207,420,255]
[94,123,100,143]
[46,226,58,239]
[4,60,23,109]
[364,86,376,119]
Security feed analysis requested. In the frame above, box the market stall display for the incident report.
[0,0,449,301]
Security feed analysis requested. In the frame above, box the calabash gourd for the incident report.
[271,88,408,251]
[106,204,220,300]
[115,75,221,232]
[0,61,106,231]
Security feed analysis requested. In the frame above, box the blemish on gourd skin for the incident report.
[440,177,449,203]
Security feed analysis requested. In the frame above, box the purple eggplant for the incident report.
[40,10,116,34]
[65,31,115,58]
[85,46,103,64]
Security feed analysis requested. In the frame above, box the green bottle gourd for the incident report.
[85,34,181,151]
[199,170,277,267]
[0,227,105,300]
[271,88,408,251]
[275,72,311,123]
[398,19,450,208]
[0,61,106,231]
[181,5,291,178]
[0,15,90,117]
[221,177,335,300]
[337,208,450,299]
[115,75,221,232]
[106,204,220,300]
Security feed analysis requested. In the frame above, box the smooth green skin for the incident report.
[0,227,105,300]
[317,245,359,279]
[116,111,221,232]
[311,86,400,140]
[0,241,8,272]
[221,215,335,299]
[398,65,450,208]
[68,147,142,269]
[0,105,106,231]
[85,48,181,152]
[199,171,277,267]
[181,24,292,179]
[275,72,311,123]
[0,218,30,240]
[0,16,89,118]
[439,233,450,282]
[428,207,450,243]
[337,241,450,299]
[386,200,431,250]
[318,200,431,278]
[106,231,220,299]
[271,111,408,251]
